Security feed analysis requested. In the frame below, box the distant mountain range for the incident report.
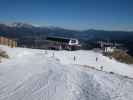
[0,22,133,43]
[0,22,133,56]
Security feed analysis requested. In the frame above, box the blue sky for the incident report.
[0,0,133,31]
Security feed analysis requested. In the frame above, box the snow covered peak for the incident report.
[6,22,34,28]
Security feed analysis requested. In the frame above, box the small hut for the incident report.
[0,36,17,48]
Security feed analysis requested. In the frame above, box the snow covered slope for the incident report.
[43,50,133,78]
[0,45,133,100]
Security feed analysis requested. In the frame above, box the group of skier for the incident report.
[44,50,104,71]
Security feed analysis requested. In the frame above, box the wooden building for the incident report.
[17,36,81,50]
[0,36,17,48]
[45,36,81,50]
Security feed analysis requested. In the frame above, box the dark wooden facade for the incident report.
[45,37,81,50]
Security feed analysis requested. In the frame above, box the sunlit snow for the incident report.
[0,45,133,100]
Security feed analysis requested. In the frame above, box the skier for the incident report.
[74,56,76,61]
[100,66,103,71]
[52,52,55,57]
[45,50,47,54]
[96,57,98,62]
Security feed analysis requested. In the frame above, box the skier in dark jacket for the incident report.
[74,56,76,61]
[96,57,98,62]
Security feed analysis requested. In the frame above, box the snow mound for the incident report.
[0,45,133,100]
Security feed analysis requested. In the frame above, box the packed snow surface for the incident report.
[0,45,133,100]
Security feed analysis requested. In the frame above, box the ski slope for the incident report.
[43,50,133,78]
[0,45,133,100]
